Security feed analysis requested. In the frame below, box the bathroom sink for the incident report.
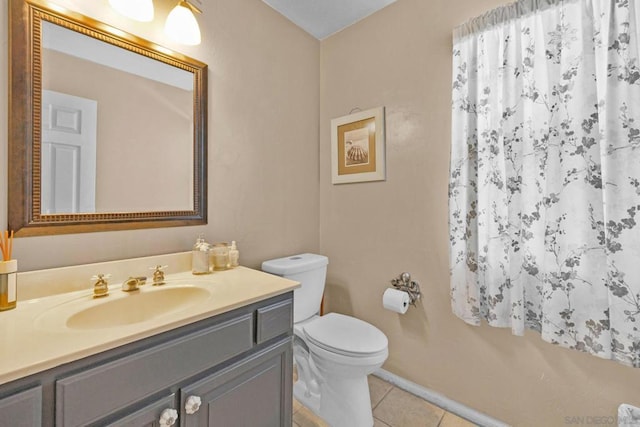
[35,285,211,331]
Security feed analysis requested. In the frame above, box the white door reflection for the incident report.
[41,90,97,214]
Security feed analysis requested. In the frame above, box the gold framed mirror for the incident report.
[8,0,208,236]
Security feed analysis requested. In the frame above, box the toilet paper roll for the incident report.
[383,288,410,314]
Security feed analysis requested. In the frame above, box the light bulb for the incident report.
[164,1,202,46]
[109,0,154,22]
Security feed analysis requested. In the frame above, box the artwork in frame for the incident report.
[331,106,386,184]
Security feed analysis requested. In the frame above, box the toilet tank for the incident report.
[261,253,328,323]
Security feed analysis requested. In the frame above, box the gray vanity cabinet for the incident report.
[0,292,293,427]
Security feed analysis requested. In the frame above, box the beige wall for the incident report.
[1,0,320,270]
[319,0,640,425]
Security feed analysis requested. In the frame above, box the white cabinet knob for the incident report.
[185,395,202,414]
[159,408,178,426]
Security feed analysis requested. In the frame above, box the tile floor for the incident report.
[292,375,479,427]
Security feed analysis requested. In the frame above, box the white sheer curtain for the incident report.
[449,0,640,367]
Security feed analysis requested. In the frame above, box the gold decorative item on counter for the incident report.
[0,230,17,311]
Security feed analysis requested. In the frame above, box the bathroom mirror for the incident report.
[8,0,208,236]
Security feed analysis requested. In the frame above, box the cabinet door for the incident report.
[105,394,176,427]
[181,339,292,427]
[0,386,42,427]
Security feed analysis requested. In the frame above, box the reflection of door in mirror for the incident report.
[41,90,98,214]
[41,21,195,214]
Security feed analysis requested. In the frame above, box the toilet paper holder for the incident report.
[390,272,421,306]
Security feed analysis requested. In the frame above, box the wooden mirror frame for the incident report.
[8,0,208,236]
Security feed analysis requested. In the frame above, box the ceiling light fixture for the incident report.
[109,0,154,22]
[164,0,202,46]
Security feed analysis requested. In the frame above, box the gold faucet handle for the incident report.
[150,265,168,286]
[91,274,111,298]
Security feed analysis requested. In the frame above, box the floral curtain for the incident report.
[449,0,640,367]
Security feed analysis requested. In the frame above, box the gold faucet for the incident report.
[122,277,140,292]
[151,265,167,286]
[122,276,147,292]
[92,274,110,298]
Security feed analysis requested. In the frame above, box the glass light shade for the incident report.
[164,2,202,45]
[109,0,154,22]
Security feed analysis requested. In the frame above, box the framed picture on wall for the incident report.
[331,106,386,184]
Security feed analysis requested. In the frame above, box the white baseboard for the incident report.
[373,369,511,427]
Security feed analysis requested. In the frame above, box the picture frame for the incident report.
[331,106,386,184]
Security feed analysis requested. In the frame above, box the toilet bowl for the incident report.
[300,313,388,426]
[262,254,389,427]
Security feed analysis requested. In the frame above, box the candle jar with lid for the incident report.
[210,243,230,271]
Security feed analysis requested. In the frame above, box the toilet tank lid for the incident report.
[261,253,328,275]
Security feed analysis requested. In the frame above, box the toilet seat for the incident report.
[302,313,388,358]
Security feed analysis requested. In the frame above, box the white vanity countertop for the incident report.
[0,266,299,385]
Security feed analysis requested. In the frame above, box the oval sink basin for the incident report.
[35,285,211,331]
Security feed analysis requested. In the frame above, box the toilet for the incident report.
[262,253,388,427]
